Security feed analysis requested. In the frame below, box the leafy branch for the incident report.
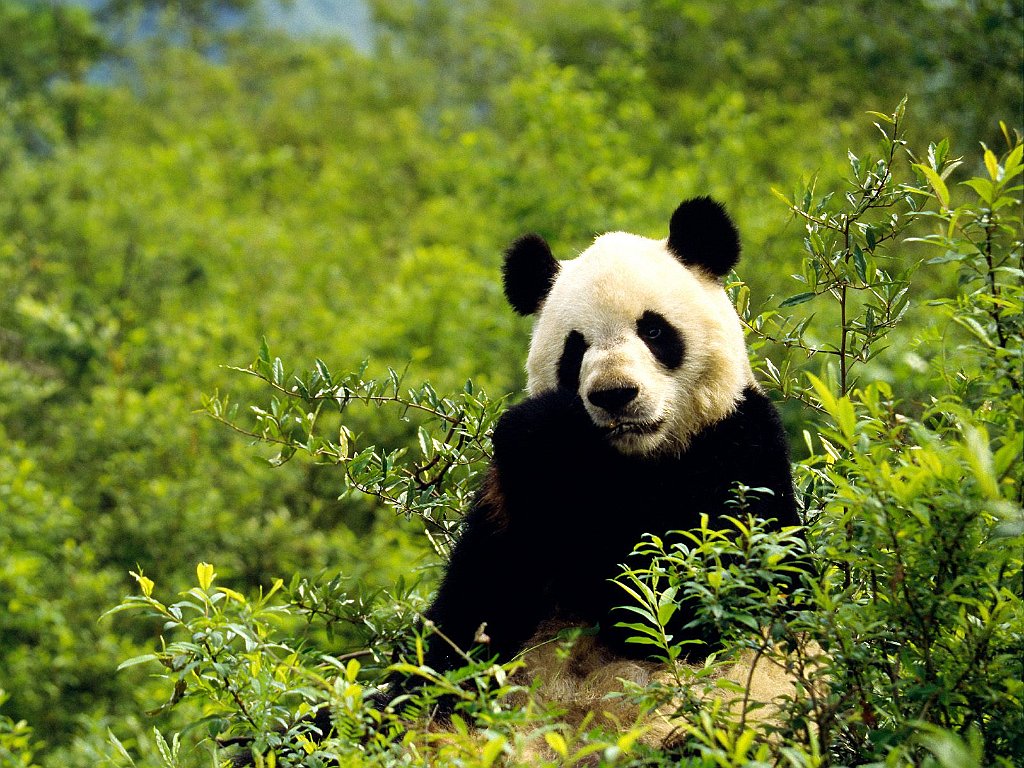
[746,99,925,403]
[202,343,507,554]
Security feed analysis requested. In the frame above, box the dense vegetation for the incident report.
[0,1,1021,766]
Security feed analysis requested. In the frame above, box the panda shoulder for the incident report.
[716,386,789,447]
[734,385,785,423]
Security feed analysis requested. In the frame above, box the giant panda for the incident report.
[379,197,804,745]
[230,198,805,767]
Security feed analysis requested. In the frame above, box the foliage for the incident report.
[99,120,1024,767]
[748,99,922,401]
[203,346,506,555]
[0,690,41,768]
[0,1,1021,766]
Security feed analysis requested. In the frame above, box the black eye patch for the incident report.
[637,311,685,370]
[557,330,588,392]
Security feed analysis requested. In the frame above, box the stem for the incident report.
[739,639,771,731]
[839,280,849,396]
[982,216,1009,348]
[235,366,467,426]
[200,635,259,730]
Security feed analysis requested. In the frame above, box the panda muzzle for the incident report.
[602,419,664,438]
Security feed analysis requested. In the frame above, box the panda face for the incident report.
[503,198,755,456]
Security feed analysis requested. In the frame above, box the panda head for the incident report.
[503,197,755,456]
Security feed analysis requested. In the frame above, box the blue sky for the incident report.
[65,0,374,49]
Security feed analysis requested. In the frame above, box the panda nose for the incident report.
[588,386,639,414]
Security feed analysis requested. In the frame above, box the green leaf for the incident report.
[983,147,999,180]
[107,731,136,766]
[916,725,982,768]
[962,177,994,205]
[314,359,332,388]
[734,728,756,758]
[807,373,856,443]
[853,245,867,283]
[416,426,430,458]
[865,225,878,250]
[480,735,507,767]
[1003,143,1023,178]
[116,654,159,671]
[779,292,816,308]
[914,163,950,208]
[770,187,792,207]
[544,732,568,758]
[962,424,1000,501]
[624,636,662,646]
[950,315,997,349]
[196,562,215,590]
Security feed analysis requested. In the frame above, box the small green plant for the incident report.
[105,561,652,766]
[752,107,1023,764]
[746,98,923,403]
[105,564,326,763]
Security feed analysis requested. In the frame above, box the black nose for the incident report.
[588,386,639,413]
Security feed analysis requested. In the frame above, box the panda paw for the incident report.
[492,389,600,459]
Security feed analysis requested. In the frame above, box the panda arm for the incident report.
[489,388,603,473]
[710,387,800,528]
[421,389,606,657]
[419,470,553,674]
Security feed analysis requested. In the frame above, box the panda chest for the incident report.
[509,452,701,555]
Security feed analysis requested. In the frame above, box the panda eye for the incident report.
[637,311,685,370]
[637,316,666,341]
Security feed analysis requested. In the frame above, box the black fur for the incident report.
[636,310,685,370]
[557,330,588,392]
[502,233,559,315]
[667,197,741,278]
[414,384,798,679]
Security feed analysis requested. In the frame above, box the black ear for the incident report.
[667,196,741,278]
[502,233,559,315]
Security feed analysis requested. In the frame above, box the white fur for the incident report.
[525,232,755,454]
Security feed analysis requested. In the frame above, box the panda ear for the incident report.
[503,233,559,316]
[666,196,741,278]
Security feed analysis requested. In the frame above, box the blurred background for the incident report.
[0,1,1021,764]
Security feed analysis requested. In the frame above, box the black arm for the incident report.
[421,389,600,667]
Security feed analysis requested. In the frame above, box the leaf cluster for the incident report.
[203,346,506,555]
